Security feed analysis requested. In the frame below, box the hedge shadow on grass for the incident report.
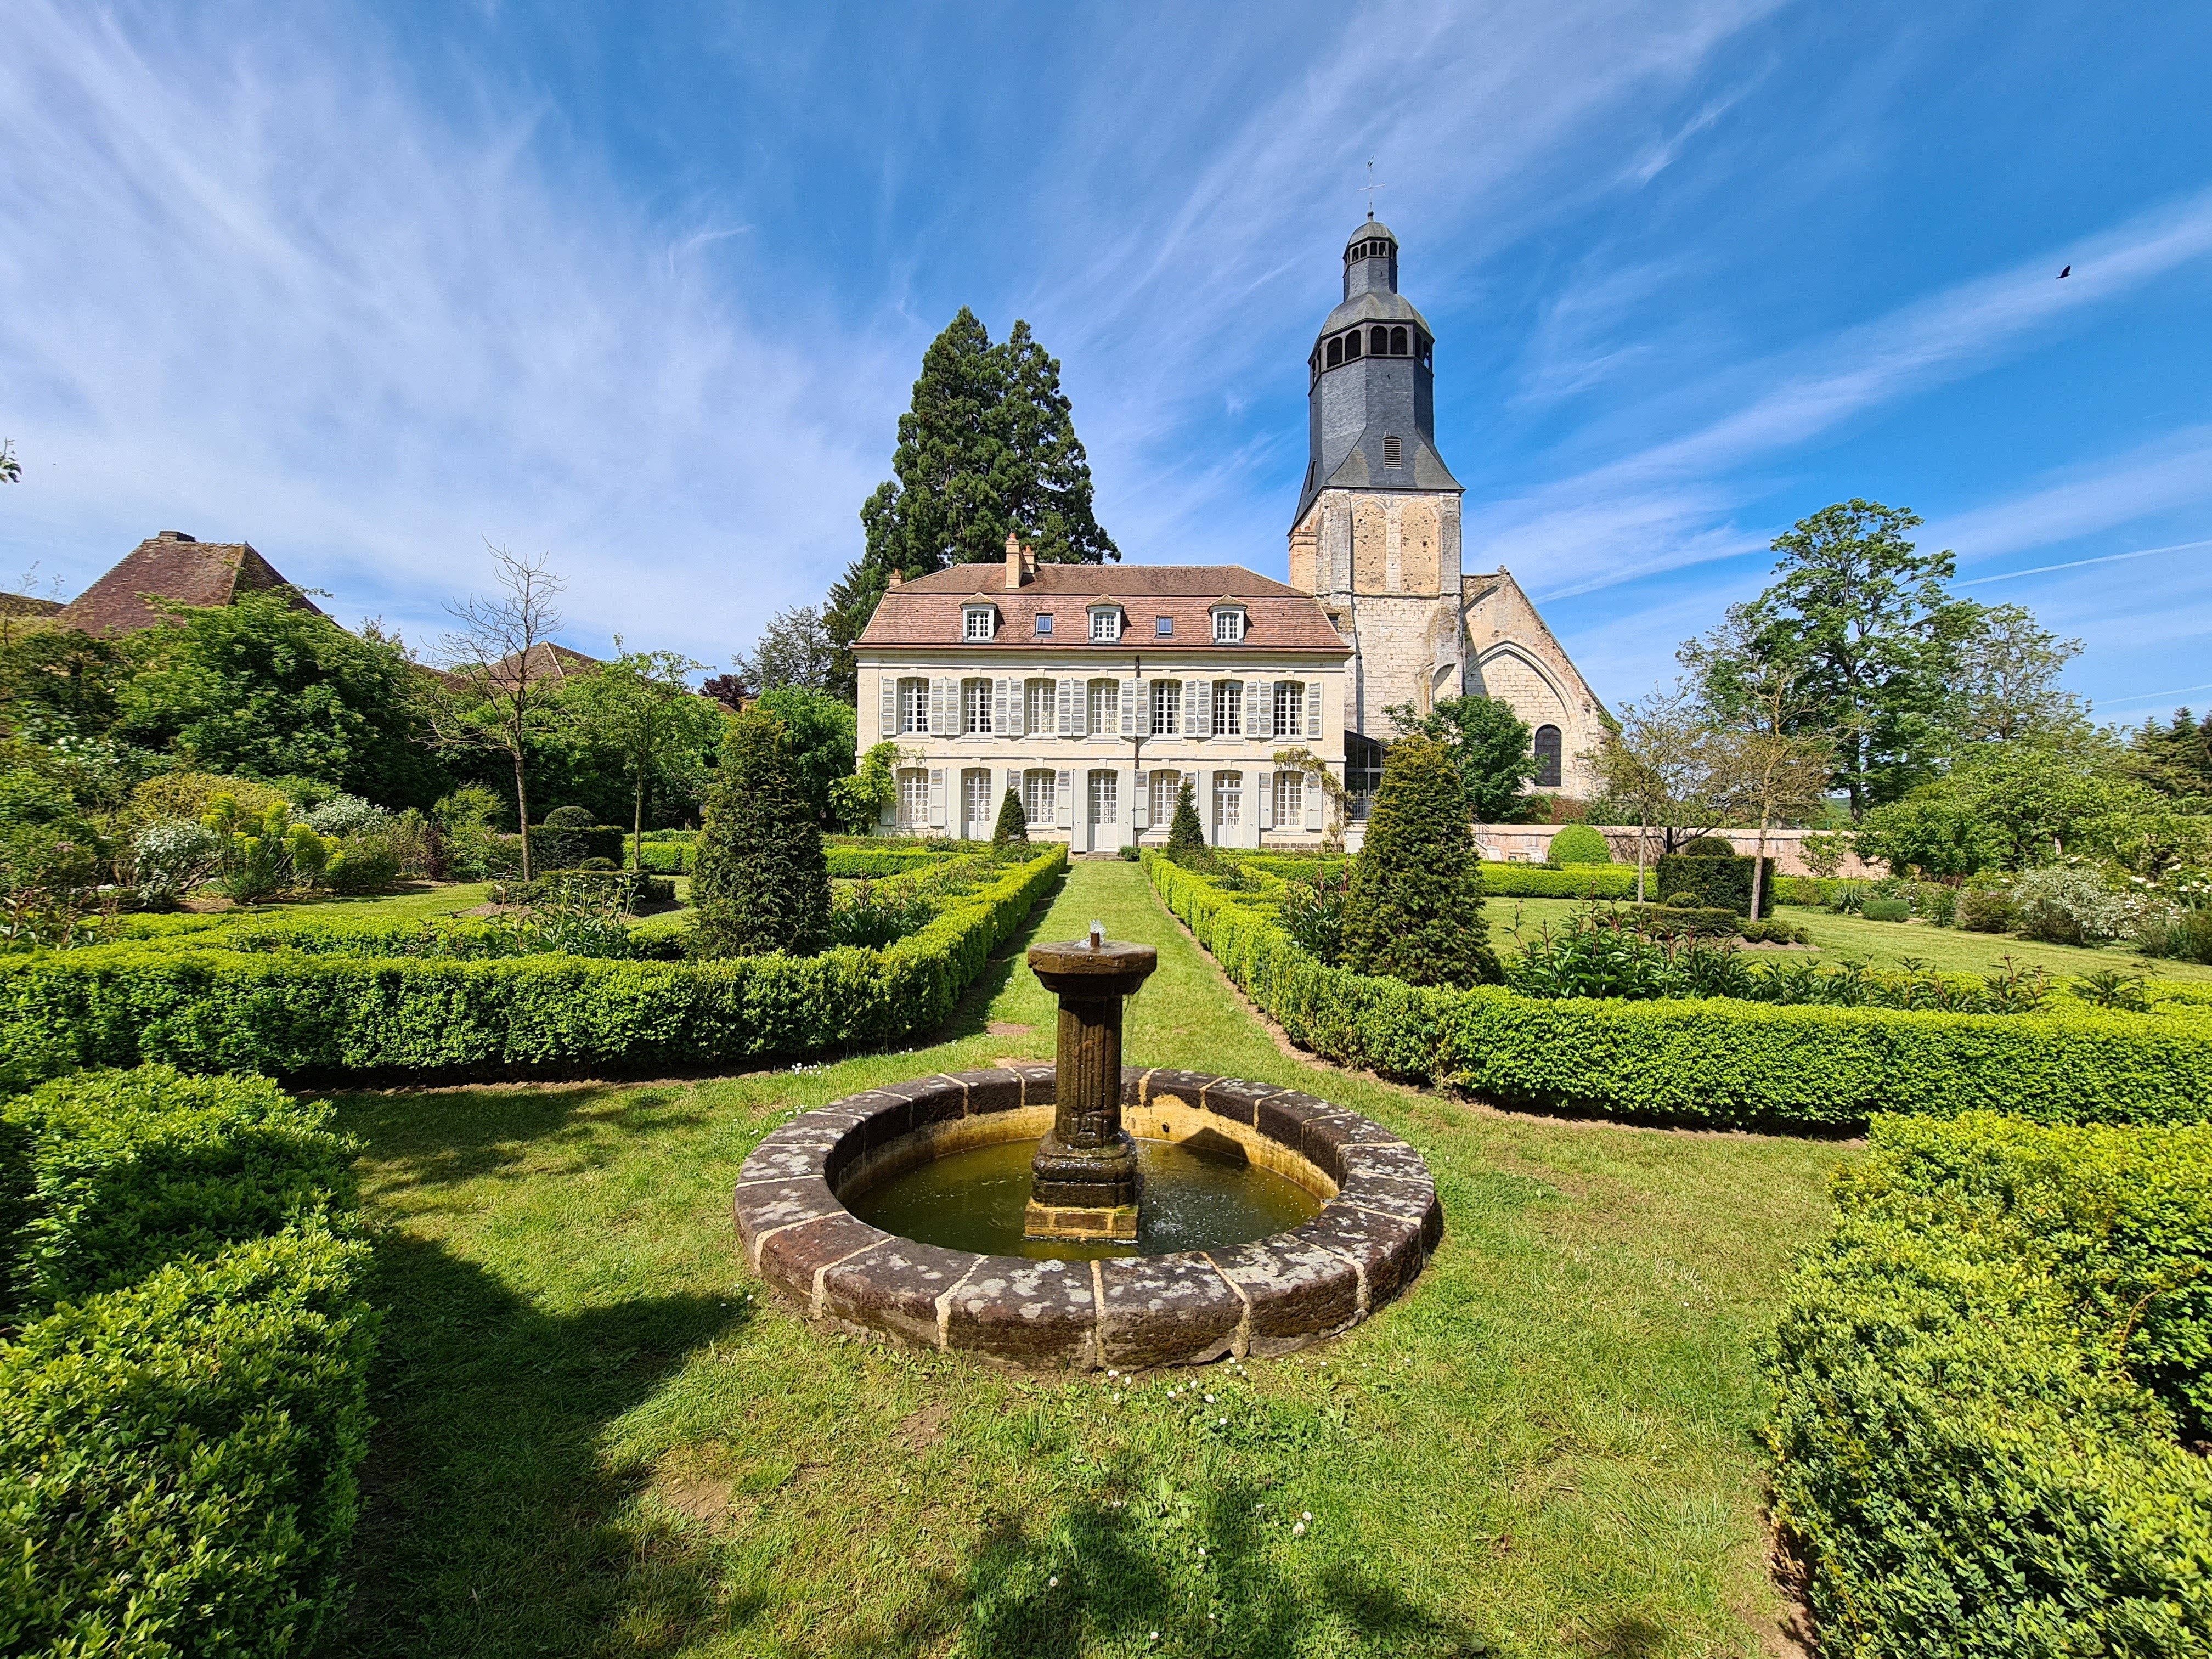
[928,866,1069,1046]
[332,1084,711,1199]
[339,1233,743,1658]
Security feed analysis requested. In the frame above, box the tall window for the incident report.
[899,678,928,734]
[1087,679,1119,735]
[1534,724,1563,788]
[1212,608,1245,643]
[1273,771,1304,827]
[1022,768,1056,826]
[1025,679,1057,736]
[963,606,995,641]
[1213,771,1242,835]
[1089,608,1121,642]
[897,768,928,828]
[963,679,992,735]
[1088,770,1118,826]
[1273,681,1304,736]
[1150,680,1181,737]
[1211,680,1242,737]
[1150,771,1180,829]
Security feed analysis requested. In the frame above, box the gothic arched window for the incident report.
[1390,326,1408,355]
[1326,337,1343,368]
[1533,725,1563,788]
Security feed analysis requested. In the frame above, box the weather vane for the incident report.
[1362,157,1387,219]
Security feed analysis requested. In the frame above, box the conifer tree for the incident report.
[1166,777,1205,857]
[1340,736,1501,987]
[689,712,830,957]
[826,309,1118,696]
[991,787,1029,851]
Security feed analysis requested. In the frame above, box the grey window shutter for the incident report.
[878,675,897,738]
[1305,680,1324,738]
[1247,679,1271,738]
[1057,678,1075,736]
[1070,681,1088,738]
[1186,679,1209,739]
[1055,770,1074,827]
[1007,681,1025,738]
[1132,772,1152,828]
[1120,679,1138,737]
[1305,774,1325,830]
[927,768,946,826]
[1257,775,1274,830]
[929,678,949,736]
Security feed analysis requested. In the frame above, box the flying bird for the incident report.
[2058,265,2071,278]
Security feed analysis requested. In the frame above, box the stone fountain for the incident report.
[1022,922,1155,1242]
[732,924,1443,1368]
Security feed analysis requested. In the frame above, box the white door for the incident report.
[1087,770,1118,852]
[961,769,992,840]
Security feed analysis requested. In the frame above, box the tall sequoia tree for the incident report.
[825,309,1117,698]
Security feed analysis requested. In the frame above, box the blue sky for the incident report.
[2,1,2208,721]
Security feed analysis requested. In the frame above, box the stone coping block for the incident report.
[733,1069,1442,1368]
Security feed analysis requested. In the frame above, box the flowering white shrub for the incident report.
[2011,865,2132,947]
[307,793,393,838]
[132,819,223,906]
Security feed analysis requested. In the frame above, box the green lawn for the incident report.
[1490,892,2212,984]
[334,860,1846,1657]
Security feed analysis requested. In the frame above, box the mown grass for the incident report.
[331,861,1847,1657]
[1491,891,2212,984]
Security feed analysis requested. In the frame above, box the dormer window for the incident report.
[1211,606,1246,644]
[1088,606,1122,642]
[1034,613,1054,636]
[962,605,996,641]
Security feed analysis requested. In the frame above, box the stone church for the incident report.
[1287,217,1606,802]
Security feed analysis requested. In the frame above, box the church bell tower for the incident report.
[1288,217,1466,764]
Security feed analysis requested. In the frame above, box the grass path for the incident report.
[333,861,1844,1658]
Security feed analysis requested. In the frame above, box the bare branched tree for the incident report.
[429,545,567,879]
[1580,682,1729,902]
[1688,612,1836,917]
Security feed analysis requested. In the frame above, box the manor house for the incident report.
[851,216,1606,845]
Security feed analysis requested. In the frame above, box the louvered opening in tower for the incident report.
[1383,435,1402,467]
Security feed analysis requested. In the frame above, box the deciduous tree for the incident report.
[1581,682,1730,901]
[1384,695,1539,821]
[561,644,721,867]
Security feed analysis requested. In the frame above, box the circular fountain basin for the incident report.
[732,1065,1442,1369]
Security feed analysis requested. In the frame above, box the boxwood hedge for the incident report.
[0,846,1066,1082]
[1765,1113,2212,1655]
[0,1068,375,1657]
[1146,852,2212,1129]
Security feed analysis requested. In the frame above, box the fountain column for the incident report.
[1024,923,1157,1242]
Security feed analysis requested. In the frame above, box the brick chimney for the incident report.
[1003,531,1025,589]
[887,568,901,588]
[1022,542,1036,583]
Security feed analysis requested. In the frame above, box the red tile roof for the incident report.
[56,532,325,637]
[858,564,1348,654]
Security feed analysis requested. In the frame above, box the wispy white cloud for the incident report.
[1469,185,2212,599]
[1924,427,2212,565]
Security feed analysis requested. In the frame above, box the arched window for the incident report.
[1325,337,1343,368]
[1533,725,1563,789]
[1369,325,1389,355]
[1390,326,1408,355]
[1345,330,1362,359]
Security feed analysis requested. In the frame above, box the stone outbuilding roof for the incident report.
[471,640,602,692]
[857,564,1350,653]
[0,592,64,619]
[55,531,325,637]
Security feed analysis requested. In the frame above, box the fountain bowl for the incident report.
[733,1064,1441,1369]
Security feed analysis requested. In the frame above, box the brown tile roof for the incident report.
[0,592,64,619]
[859,563,1349,654]
[477,640,602,692]
[55,531,326,637]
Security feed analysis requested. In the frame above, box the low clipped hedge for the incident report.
[1146,853,2212,1129]
[1475,862,1638,899]
[0,1067,375,1655]
[0,847,1066,1081]
[1765,1114,2212,1655]
[622,837,960,879]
